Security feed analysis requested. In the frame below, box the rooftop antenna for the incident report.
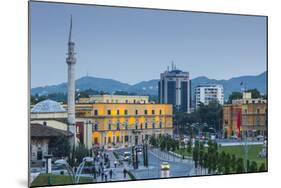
[171,61,174,70]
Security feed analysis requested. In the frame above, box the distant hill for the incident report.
[31,71,267,100]
[191,72,267,100]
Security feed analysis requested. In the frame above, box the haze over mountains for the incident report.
[31,71,267,100]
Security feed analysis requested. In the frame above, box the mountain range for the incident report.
[31,71,267,100]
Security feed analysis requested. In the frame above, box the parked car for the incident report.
[160,162,170,170]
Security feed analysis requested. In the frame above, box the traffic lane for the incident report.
[131,149,193,179]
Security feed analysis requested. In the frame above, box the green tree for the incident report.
[249,161,258,172]
[49,136,70,158]
[228,92,243,103]
[259,163,266,172]
[236,158,244,173]
[74,144,90,165]
[230,154,236,172]
[193,141,200,169]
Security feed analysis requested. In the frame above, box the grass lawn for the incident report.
[220,144,267,167]
[31,174,94,187]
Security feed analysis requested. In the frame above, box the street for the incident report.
[116,147,194,180]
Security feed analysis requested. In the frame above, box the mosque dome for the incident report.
[31,99,66,113]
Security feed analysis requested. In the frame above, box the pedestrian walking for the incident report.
[101,172,104,181]
[109,169,113,179]
[123,168,127,178]
[105,173,108,182]
[114,161,118,168]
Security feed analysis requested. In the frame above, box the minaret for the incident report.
[66,15,77,146]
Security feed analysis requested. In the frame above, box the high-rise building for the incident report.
[66,16,77,145]
[158,63,191,113]
[194,84,224,109]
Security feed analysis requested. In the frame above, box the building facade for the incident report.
[79,95,149,104]
[194,84,224,109]
[158,65,191,113]
[74,103,173,149]
[223,92,267,138]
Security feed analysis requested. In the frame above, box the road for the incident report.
[116,147,194,180]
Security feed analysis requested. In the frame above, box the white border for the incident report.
[1,0,280,188]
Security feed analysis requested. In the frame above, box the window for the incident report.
[117,110,120,115]
[94,110,98,116]
[125,100,128,103]
[152,122,155,129]
[125,136,129,142]
[159,122,162,129]
[107,110,111,115]
[159,110,162,115]
[135,110,138,115]
[125,120,128,130]
[140,123,143,129]
[257,109,260,113]
[117,122,120,130]
[152,110,155,115]
[135,123,138,130]
[116,136,120,143]
[144,110,148,115]
[108,137,111,143]
[93,123,98,131]
[94,138,98,144]
[108,122,111,130]
[124,109,128,115]
[145,122,148,129]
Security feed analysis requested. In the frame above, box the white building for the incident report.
[194,84,224,108]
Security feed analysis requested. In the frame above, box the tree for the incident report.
[228,92,243,103]
[74,144,90,165]
[249,161,258,172]
[49,136,70,158]
[259,163,266,172]
[187,138,192,154]
[193,141,200,169]
[236,158,244,173]
[230,154,236,172]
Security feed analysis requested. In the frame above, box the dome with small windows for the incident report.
[31,99,66,113]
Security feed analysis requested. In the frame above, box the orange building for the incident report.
[74,103,173,149]
[223,93,267,138]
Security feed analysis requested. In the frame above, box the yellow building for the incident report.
[78,95,149,104]
[74,103,173,149]
[223,92,267,138]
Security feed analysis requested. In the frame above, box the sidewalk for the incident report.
[95,150,131,182]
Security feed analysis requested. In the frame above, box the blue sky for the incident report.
[30,1,267,88]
